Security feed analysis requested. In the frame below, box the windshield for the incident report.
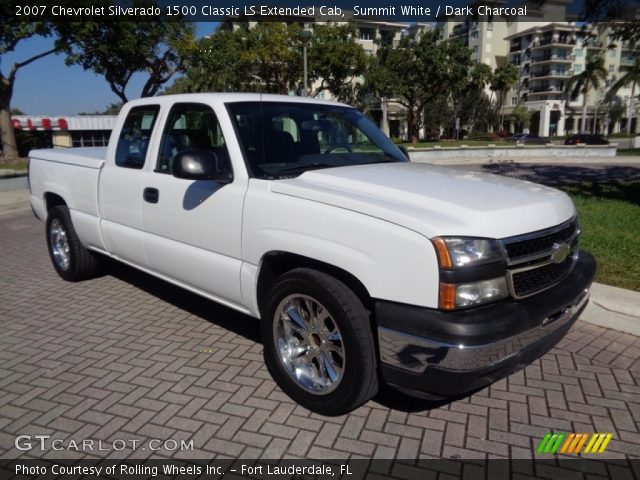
[226,101,408,179]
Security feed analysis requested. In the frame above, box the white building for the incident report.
[439,0,638,136]
[12,115,117,150]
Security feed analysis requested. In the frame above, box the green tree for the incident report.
[78,102,123,115]
[509,105,532,133]
[469,63,493,91]
[610,57,640,133]
[166,28,248,94]
[456,90,497,134]
[173,22,369,102]
[368,30,471,144]
[307,23,367,101]
[60,1,196,102]
[0,19,63,162]
[581,2,640,45]
[566,54,607,132]
[241,22,301,94]
[602,93,626,133]
[490,64,519,130]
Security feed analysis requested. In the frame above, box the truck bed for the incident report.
[29,148,107,250]
[29,147,107,169]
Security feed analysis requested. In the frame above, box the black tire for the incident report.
[46,206,101,281]
[262,268,378,415]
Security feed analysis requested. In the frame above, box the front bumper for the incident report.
[377,250,596,399]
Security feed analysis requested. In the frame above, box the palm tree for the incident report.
[610,57,640,133]
[490,64,519,130]
[470,63,493,91]
[566,55,607,133]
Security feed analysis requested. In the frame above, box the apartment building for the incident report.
[505,24,635,136]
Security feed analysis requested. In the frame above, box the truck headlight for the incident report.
[432,236,508,310]
[439,277,509,310]
[432,237,503,268]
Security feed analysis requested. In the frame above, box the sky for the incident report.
[2,22,214,116]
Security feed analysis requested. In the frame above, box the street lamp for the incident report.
[299,29,312,97]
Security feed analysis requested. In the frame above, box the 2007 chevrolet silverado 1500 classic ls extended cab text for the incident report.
[29,94,595,415]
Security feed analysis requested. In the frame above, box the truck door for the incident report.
[99,104,160,266]
[140,102,245,306]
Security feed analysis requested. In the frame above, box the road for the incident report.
[447,162,640,186]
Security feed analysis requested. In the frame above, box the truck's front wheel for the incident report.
[262,268,378,415]
[46,206,100,281]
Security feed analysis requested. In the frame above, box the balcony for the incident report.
[531,38,576,49]
[532,54,575,63]
[585,40,604,49]
[530,69,572,78]
[529,84,561,93]
[452,24,470,37]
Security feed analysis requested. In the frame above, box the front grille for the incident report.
[511,256,574,297]
[502,218,579,298]
[504,219,577,261]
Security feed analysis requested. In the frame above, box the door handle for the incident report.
[143,187,159,204]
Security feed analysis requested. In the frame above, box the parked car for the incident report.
[508,133,547,144]
[564,134,609,145]
[28,94,595,415]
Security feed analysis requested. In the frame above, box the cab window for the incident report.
[156,103,231,176]
[115,105,159,169]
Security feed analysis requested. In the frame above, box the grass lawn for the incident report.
[560,182,640,291]
[0,159,29,171]
[401,140,512,148]
[617,148,640,156]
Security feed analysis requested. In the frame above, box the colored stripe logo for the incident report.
[536,433,612,454]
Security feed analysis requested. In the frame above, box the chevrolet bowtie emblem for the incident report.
[551,242,571,264]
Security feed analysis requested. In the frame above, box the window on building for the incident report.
[609,65,616,73]
[473,45,479,53]
[359,28,373,40]
[511,97,518,105]
[574,64,582,73]
[379,30,393,47]
[575,48,583,57]
[71,130,111,148]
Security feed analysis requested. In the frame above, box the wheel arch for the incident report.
[256,251,373,318]
[44,192,67,213]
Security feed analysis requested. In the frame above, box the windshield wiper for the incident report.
[275,162,337,177]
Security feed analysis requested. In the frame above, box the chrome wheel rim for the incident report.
[273,294,345,395]
[49,218,70,271]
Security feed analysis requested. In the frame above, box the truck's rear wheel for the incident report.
[46,206,100,281]
[262,268,378,415]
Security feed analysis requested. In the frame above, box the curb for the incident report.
[0,168,28,178]
[582,283,640,337]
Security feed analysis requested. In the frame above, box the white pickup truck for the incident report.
[29,94,595,415]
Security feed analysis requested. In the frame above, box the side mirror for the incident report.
[172,150,233,183]
[398,145,410,161]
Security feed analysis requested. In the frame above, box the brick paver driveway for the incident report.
[1,208,639,461]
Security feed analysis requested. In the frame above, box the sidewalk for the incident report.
[1,186,638,336]
[0,189,30,217]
